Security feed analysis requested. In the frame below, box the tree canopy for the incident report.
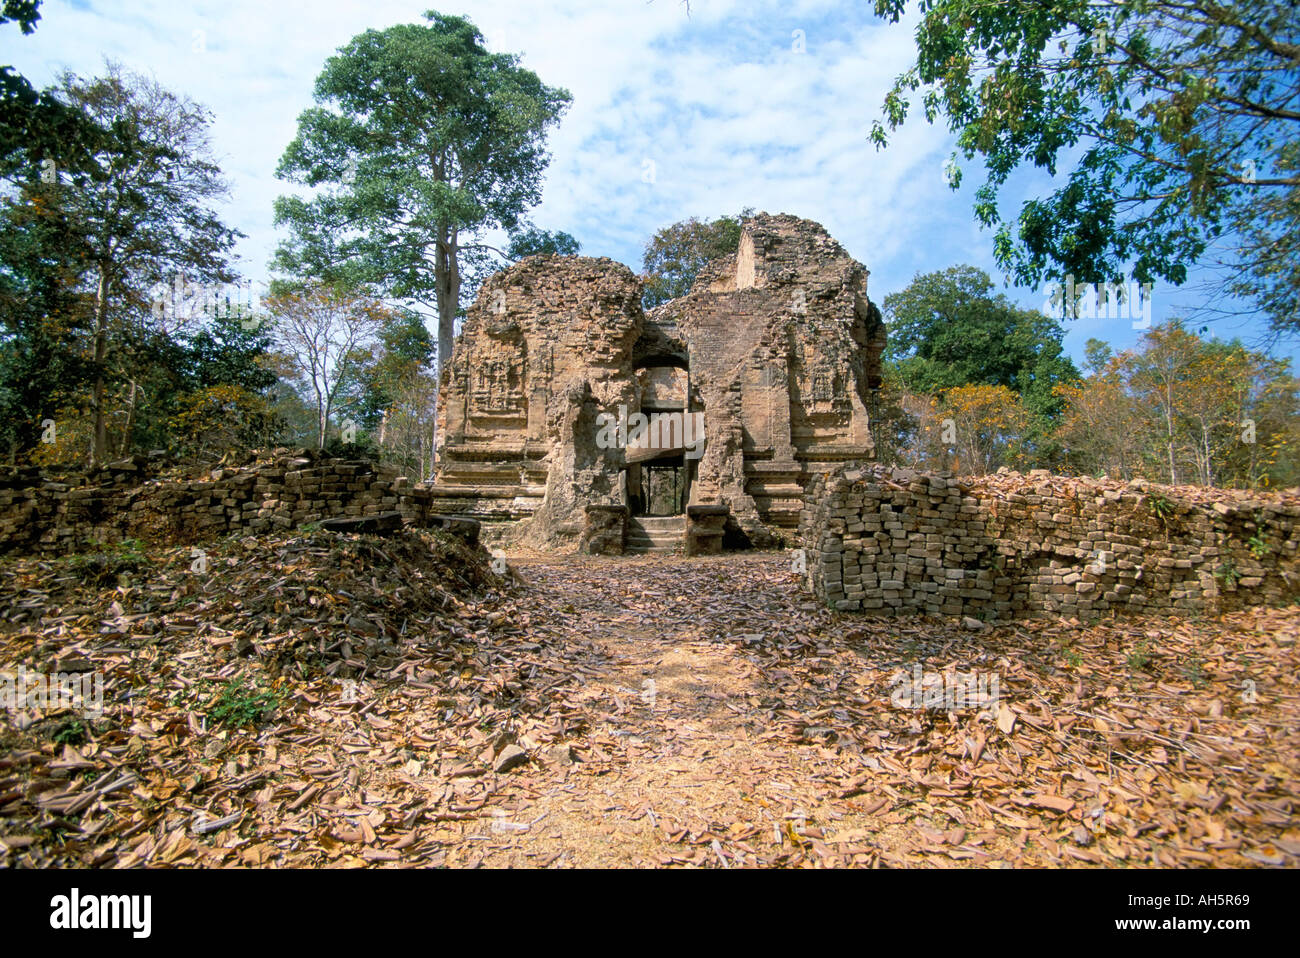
[883,265,1080,422]
[272,11,572,370]
[0,0,103,178]
[506,224,581,260]
[1056,321,1298,486]
[0,179,95,460]
[871,0,1300,335]
[641,210,751,308]
[55,64,241,465]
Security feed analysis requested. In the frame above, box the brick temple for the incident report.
[430,213,887,553]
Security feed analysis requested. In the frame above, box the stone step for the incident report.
[627,529,683,539]
[752,498,805,525]
[745,480,805,495]
[629,515,686,531]
[625,515,684,553]
[627,535,681,548]
[626,539,680,554]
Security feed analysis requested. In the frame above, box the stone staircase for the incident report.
[625,515,686,554]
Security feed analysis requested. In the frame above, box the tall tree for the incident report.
[1057,322,1298,487]
[272,11,572,373]
[180,310,278,396]
[0,180,95,461]
[1054,353,1145,480]
[870,1,1300,335]
[941,383,1031,475]
[55,64,240,465]
[336,309,435,443]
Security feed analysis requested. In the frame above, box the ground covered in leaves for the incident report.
[1,536,1296,868]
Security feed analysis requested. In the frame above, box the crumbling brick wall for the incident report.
[0,452,445,555]
[435,255,643,548]
[650,213,886,544]
[800,464,1300,619]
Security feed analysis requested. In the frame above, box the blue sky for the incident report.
[5,0,1295,370]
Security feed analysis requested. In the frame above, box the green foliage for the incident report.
[1246,533,1269,559]
[67,538,150,586]
[50,64,242,466]
[1147,494,1177,536]
[879,265,1079,471]
[166,678,212,710]
[180,311,277,395]
[0,184,96,460]
[0,0,41,29]
[1056,322,1299,488]
[1126,640,1153,672]
[641,210,752,308]
[1180,654,1207,688]
[323,432,380,460]
[1148,494,1175,520]
[336,309,434,432]
[883,265,1080,424]
[506,224,580,260]
[205,676,283,729]
[1229,140,1299,334]
[1082,339,1114,377]
[870,0,1300,335]
[170,384,282,461]
[272,12,572,368]
[57,63,243,308]
[0,1,104,180]
[51,717,87,746]
[1215,559,1241,588]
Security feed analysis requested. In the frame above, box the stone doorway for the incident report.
[633,459,688,516]
[628,358,694,518]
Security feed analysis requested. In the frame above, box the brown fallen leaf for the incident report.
[1029,794,1075,814]
[997,705,1017,734]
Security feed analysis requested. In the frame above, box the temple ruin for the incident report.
[429,213,887,553]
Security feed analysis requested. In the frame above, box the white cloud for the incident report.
[16,0,954,282]
[9,0,1288,365]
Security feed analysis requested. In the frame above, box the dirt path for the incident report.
[406,555,1299,868]
[452,554,852,867]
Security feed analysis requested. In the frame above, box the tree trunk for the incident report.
[89,267,111,467]
[1200,420,1213,487]
[1163,383,1177,485]
[119,380,139,456]
[434,226,463,376]
[316,384,328,451]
